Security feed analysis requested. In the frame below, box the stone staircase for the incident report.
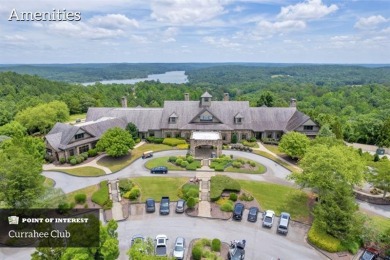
[196,162,215,218]
[108,180,125,221]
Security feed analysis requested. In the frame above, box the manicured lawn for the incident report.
[91,181,109,206]
[263,144,283,155]
[144,156,184,170]
[132,177,188,202]
[66,184,99,204]
[43,177,55,187]
[57,166,106,177]
[370,214,390,233]
[238,180,311,223]
[97,143,174,172]
[253,150,299,172]
[225,161,266,174]
[210,175,241,201]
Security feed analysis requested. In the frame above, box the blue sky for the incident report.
[0,0,389,64]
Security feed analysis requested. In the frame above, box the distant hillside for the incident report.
[1,63,389,86]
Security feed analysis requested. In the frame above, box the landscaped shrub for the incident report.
[59,157,66,164]
[168,156,177,163]
[57,202,72,214]
[103,199,113,210]
[176,143,189,149]
[146,136,164,144]
[67,156,75,163]
[308,221,343,253]
[88,148,98,157]
[187,197,196,209]
[186,189,199,200]
[163,138,186,146]
[220,201,234,212]
[186,156,194,163]
[181,161,189,168]
[211,239,221,252]
[69,158,77,165]
[128,187,140,200]
[229,193,238,201]
[210,175,241,201]
[242,140,259,148]
[250,137,257,142]
[92,181,109,206]
[76,156,84,164]
[239,192,254,201]
[231,133,238,144]
[250,161,256,167]
[74,193,87,204]
[81,152,88,160]
[186,161,199,170]
[175,158,183,166]
[119,179,133,193]
[214,165,225,171]
[192,245,202,260]
[232,161,242,168]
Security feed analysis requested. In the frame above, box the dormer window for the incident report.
[234,113,244,124]
[169,112,178,124]
[75,133,84,140]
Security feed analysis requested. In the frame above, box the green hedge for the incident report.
[186,161,201,170]
[146,136,164,144]
[308,221,344,253]
[92,181,109,206]
[211,239,221,252]
[210,175,241,201]
[163,138,186,146]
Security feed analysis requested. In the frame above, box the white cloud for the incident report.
[258,20,306,33]
[4,34,27,42]
[203,36,240,48]
[48,22,124,40]
[354,15,388,30]
[277,0,338,21]
[88,14,139,29]
[150,0,226,24]
[130,35,150,44]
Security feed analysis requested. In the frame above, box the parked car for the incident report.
[277,212,290,234]
[173,237,185,260]
[142,150,153,159]
[130,234,144,246]
[175,199,185,213]
[228,239,246,260]
[360,248,379,260]
[233,203,245,221]
[151,166,168,174]
[262,210,275,228]
[160,196,170,215]
[145,198,155,213]
[247,207,259,222]
[155,234,168,257]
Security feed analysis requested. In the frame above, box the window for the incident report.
[75,133,84,140]
[200,114,212,121]
[69,149,75,156]
[304,125,314,131]
[242,134,246,140]
[169,117,176,124]
[222,134,226,140]
[46,148,52,156]
[166,132,171,138]
[78,145,89,154]
[204,98,209,102]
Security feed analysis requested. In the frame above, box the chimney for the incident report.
[121,96,127,108]
[184,93,189,101]
[223,93,229,101]
[290,98,297,107]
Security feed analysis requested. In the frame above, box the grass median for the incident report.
[97,143,174,172]
[133,177,188,202]
[144,156,184,171]
[55,166,106,177]
[237,180,311,223]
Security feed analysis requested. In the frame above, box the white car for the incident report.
[173,237,185,260]
[262,210,275,228]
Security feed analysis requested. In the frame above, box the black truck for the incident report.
[159,196,170,215]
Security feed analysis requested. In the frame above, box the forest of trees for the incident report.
[1,63,390,146]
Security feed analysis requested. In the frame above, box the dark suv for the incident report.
[151,166,168,174]
[145,198,155,213]
[233,203,245,221]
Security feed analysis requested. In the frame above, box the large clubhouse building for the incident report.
[45,92,319,161]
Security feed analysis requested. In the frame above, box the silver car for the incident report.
[176,199,185,213]
[173,237,185,260]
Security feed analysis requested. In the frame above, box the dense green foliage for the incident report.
[92,181,110,208]
[367,159,390,198]
[210,175,241,201]
[278,132,310,159]
[96,127,135,157]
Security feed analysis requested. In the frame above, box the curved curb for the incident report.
[184,208,232,221]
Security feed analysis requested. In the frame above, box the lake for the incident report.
[82,71,188,86]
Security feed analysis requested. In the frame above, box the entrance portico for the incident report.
[190,131,223,158]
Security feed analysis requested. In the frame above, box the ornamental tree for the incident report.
[96,127,135,157]
[278,131,310,159]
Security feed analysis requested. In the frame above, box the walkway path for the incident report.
[254,142,302,171]
[196,166,215,218]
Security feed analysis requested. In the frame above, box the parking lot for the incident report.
[119,203,326,260]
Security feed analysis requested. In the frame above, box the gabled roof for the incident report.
[201,91,212,98]
[169,112,178,118]
[285,110,311,131]
[45,117,127,151]
[189,108,222,123]
[235,112,244,118]
[249,107,297,131]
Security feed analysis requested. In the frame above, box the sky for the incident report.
[0,0,389,64]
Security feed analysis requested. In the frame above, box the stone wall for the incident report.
[354,190,390,205]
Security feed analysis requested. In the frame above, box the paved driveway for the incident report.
[118,207,326,260]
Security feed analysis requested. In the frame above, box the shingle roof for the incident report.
[285,110,311,131]
[249,107,298,131]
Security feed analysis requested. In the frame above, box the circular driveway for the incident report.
[43,150,294,194]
